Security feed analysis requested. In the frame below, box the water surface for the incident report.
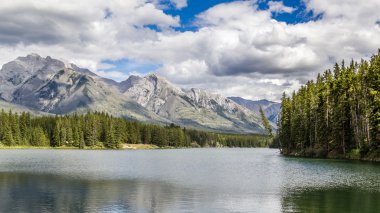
[0,149,379,212]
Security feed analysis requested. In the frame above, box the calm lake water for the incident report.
[0,148,379,213]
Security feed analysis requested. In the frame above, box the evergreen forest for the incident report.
[278,50,380,160]
[0,110,268,149]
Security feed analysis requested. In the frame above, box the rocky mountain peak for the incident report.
[24,53,42,60]
[144,73,173,87]
[119,75,142,92]
[145,73,158,80]
[129,75,142,80]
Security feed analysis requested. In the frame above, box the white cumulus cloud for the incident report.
[0,0,379,101]
[268,1,295,14]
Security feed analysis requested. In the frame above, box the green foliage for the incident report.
[0,110,268,149]
[259,106,272,137]
[278,50,380,160]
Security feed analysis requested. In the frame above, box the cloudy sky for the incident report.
[0,0,380,101]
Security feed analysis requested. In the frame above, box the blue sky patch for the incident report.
[104,8,112,19]
[143,24,162,32]
[99,58,161,76]
[163,0,322,32]
[257,0,323,24]
[164,0,236,31]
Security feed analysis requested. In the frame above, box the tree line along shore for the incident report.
[0,110,269,149]
[277,50,380,161]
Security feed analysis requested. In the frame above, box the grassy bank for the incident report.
[122,144,160,150]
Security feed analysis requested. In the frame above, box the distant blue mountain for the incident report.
[228,97,281,125]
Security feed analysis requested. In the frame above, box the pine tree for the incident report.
[3,123,14,146]
[53,119,62,147]
[259,106,272,137]
[105,120,117,148]
[368,50,380,146]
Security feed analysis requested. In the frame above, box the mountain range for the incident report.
[0,54,280,133]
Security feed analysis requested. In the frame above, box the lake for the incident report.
[0,148,379,213]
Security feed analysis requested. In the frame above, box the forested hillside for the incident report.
[278,50,380,160]
[0,110,268,149]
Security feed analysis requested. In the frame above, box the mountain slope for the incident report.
[0,54,166,122]
[0,99,50,115]
[228,97,281,125]
[0,54,266,133]
[120,74,263,133]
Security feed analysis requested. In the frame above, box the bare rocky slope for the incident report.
[120,74,263,133]
[0,54,266,133]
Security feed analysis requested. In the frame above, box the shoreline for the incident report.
[281,150,380,163]
[1,145,378,163]
[0,144,161,150]
[0,144,272,150]
[0,144,209,150]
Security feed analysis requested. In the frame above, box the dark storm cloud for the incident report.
[0,6,91,45]
[207,50,322,78]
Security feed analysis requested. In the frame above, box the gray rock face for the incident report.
[0,54,163,122]
[0,54,266,133]
[0,99,50,115]
[0,54,53,101]
[121,74,263,133]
